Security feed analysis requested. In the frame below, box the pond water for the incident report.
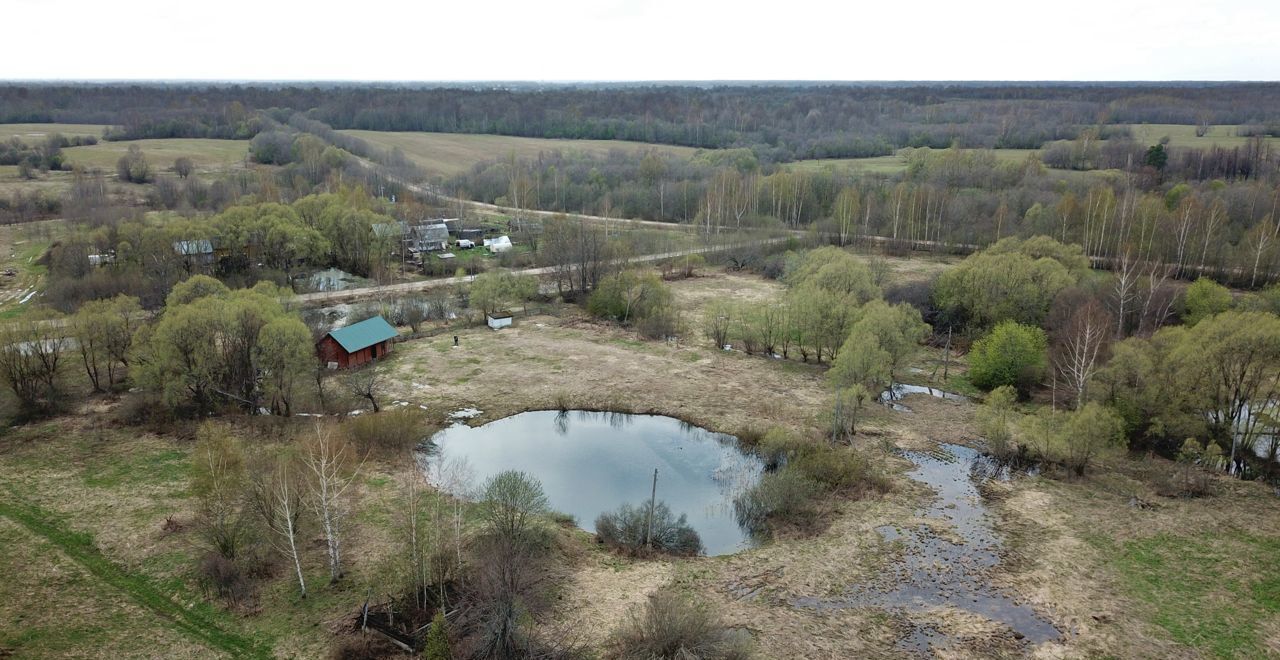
[422,410,765,556]
[795,443,1059,654]
[880,383,971,412]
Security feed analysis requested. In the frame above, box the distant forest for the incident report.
[4,83,1280,161]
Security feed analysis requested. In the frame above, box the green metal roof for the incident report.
[327,316,398,353]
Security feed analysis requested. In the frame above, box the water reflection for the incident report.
[421,410,765,556]
[880,383,970,412]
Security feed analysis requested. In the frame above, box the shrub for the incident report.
[423,611,451,660]
[1182,277,1232,326]
[1157,438,1220,498]
[977,385,1022,460]
[608,588,752,660]
[733,467,821,534]
[343,407,430,458]
[480,470,549,543]
[595,501,704,557]
[968,321,1047,396]
[198,553,254,606]
[1023,402,1125,476]
[790,445,888,494]
[587,270,673,325]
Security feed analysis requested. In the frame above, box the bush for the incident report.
[733,467,821,534]
[595,501,704,557]
[198,553,254,606]
[977,385,1023,460]
[1182,277,1232,326]
[968,321,1047,396]
[1157,438,1220,498]
[343,407,430,458]
[423,611,451,660]
[587,270,673,326]
[790,445,888,494]
[608,588,752,660]
[1023,402,1125,476]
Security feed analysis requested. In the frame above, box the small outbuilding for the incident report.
[317,315,399,369]
[486,311,513,330]
[484,235,513,254]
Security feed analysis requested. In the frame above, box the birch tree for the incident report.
[1052,299,1112,409]
[249,452,308,598]
[301,424,362,583]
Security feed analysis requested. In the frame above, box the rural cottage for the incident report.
[316,315,399,368]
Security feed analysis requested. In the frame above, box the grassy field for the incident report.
[62,138,250,171]
[1127,123,1280,149]
[0,221,57,320]
[339,130,702,176]
[0,123,107,142]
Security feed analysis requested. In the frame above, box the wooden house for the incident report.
[317,316,399,369]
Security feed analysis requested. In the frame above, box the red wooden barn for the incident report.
[317,315,399,369]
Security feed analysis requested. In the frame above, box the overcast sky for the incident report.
[4,0,1278,81]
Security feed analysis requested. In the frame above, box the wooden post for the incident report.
[644,468,658,549]
[942,327,952,382]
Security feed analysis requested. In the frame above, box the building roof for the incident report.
[326,316,399,353]
[412,223,450,243]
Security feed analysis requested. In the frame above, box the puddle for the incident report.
[880,383,970,412]
[795,443,1058,654]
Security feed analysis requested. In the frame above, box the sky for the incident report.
[4,0,1278,81]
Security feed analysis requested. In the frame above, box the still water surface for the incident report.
[424,410,764,556]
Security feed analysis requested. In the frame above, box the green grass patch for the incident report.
[0,491,271,658]
[83,448,188,489]
[1095,531,1280,658]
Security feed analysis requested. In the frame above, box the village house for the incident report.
[407,223,450,253]
[173,239,216,272]
[316,315,399,369]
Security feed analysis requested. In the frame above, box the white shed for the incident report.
[484,235,513,253]
[486,311,513,329]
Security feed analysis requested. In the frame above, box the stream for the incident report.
[795,443,1059,655]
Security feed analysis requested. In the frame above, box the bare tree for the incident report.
[344,366,384,412]
[1053,299,1112,409]
[301,424,362,583]
[249,453,308,598]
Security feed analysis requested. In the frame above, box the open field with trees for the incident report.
[340,130,702,177]
[4,246,1279,657]
[0,123,107,141]
[3,81,1280,659]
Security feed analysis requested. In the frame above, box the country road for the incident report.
[294,237,786,307]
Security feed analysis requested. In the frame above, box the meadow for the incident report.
[339,129,703,176]
[61,138,250,171]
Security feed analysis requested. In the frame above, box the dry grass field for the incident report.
[0,123,107,142]
[61,138,250,172]
[1127,123,1280,149]
[339,130,703,177]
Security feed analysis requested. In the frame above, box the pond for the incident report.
[421,410,765,556]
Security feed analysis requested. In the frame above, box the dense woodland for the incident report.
[4,82,1280,158]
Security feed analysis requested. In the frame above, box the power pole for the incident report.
[644,468,658,549]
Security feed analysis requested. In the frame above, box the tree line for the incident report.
[5,82,1280,159]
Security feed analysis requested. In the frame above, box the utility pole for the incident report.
[644,468,658,549]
